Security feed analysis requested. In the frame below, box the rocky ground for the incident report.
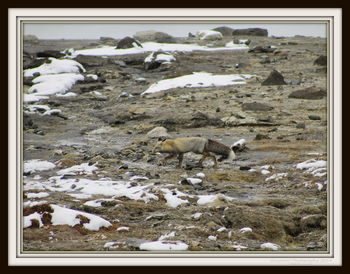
[22,34,328,253]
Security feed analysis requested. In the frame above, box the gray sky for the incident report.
[24,23,327,39]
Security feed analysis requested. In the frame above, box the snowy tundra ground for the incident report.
[22,35,327,252]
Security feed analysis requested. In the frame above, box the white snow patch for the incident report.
[23,94,49,103]
[197,194,234,205]
[181,178,202,185]
[261,169,271,175]
[24,212,44,228]
[24,160,56,174]
[296,159,327,171]
[315,183,324,191]
[144,52,176,64]
[68,193,93,199]
[158,231,175,240]
[70,42,248,58]
[28,73,84,96]
[130,175,149,181]
[217,227,227,232]
[104,241,123,249]
[56,162,98,176]
[84,198,115,208]
[24,58,85,77]
[86,74,98,80]
[139,241,188,251]
[161,188,189,208]
[46,177,158,203]
[233,244,248,251]
[24,104,51,114]
[232,138,246,147]
[265,173,288,182]
[50,204,111,231]
[141,72,254,95]
[296,159,327,177]
[23,200,48,208]
[56,92,77,97]
[226,41,249,49]
[26,192,49,199]
[208,235,217,241]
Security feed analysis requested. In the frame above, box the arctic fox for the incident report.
[152,137,235,168]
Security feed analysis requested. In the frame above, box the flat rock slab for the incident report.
[289,87,327,100]
[242,102,273,111]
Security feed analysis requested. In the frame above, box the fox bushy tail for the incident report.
[206,139,236,162]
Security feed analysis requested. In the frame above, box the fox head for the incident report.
[151,137,168,154]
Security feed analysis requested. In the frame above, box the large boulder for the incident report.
[288,87,327,99]
[314,55,327,66]
[75,55,107,67]
[197,30,223,41]
[36,50,65,59]
[99,37,117,44]
[133,30,176,43]
[24,35,39,44]
[261,70,286,86]
[146,126,169,138]
[116,36,143,49]
[144,51,176,70]
[232,28,268,36]
[212,26,234,36]
[23,52,48,70]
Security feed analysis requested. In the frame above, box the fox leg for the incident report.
[199,152,218,168]
[176,153,184,168]
[198,152,209,167]
[211,155,218,168]
[162,153,177,166]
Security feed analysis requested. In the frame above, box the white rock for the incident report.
[260,242,281,251]
[192,212,203,219]
[116,226,130,231]
[196,172,205,178]
[197,30,223,40]
[239,227,253,233]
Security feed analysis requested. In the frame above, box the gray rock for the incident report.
[146,126,169,138]
[261,70,286,86]
[296,123,306,129]
[248,46,276,53]
[300,214,327,232]
[308,115,321,120]
[254,133,271,140]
